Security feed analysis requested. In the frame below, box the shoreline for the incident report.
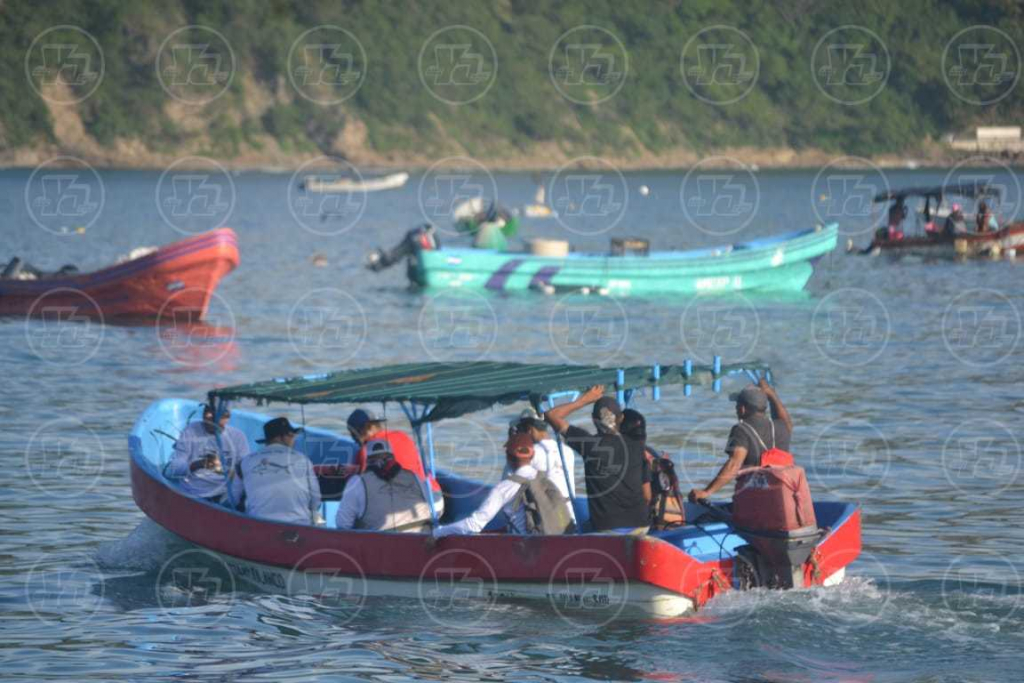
[1,144,1020,173]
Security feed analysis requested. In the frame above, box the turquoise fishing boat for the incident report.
[368,224,838,295]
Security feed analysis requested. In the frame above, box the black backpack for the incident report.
[509,472,576,535]
[648,450,685,530]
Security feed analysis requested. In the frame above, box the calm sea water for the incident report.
[1,164,1023,682]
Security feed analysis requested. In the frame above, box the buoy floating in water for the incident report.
[639,185,650,197]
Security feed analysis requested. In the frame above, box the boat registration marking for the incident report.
[695,277,730,291]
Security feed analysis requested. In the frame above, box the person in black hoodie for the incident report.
[545,386,650,532]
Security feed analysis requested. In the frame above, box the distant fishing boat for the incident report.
[853,184,1023,259]
[0,228,239,320]
[369,224,839,295]
[129,360,862,617]
[300,171,409,193]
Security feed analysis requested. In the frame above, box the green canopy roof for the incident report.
[210,361,768,423]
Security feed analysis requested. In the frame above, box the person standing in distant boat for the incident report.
[689,379,793,503]
[237,418,322,525]
[976,200,998,233]
[887,197,908,240]
[944,203,969,236]
[165,404,249,505]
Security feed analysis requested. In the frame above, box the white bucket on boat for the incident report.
[530,238,570,257]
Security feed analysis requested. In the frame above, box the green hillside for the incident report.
[1,0,1022,164]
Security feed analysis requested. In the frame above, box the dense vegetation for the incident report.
[1,0,1022,161]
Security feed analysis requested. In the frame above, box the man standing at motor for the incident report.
[689,378,793,503]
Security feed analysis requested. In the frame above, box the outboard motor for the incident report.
[366,224,439,272]
[700,464,824,589]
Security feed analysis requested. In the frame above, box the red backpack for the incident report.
[739,421,794,468]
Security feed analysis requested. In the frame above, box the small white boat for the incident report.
[301,171,409,193]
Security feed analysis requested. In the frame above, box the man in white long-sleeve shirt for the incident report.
[165,405,249,503]
[504,409,576,501]
[434,434,572,537]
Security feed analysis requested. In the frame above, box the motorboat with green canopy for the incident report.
[130,360,862,618]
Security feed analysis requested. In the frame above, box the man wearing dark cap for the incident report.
[347,407,444,516]
[166,404,249,503]
[544,385,651,532]
[688,378,793,502]
[237,417,322,525]
[506,408,576,504]
[335,438,433,532]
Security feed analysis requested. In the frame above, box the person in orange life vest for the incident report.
[347,408,444,516]
[688,378,793,503]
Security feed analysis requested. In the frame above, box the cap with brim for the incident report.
[257,417,304,444]
[365,438,394,459]
[347,408,386,434]
[729,386,768,412]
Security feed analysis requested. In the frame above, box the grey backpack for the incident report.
[509,473,576,535]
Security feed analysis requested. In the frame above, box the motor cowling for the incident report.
[366,224,438,272]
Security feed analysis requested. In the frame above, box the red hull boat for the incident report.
[0,228,239,321]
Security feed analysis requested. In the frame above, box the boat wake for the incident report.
[94,518,192,572]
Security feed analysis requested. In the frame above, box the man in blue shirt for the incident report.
[165,404,249,504]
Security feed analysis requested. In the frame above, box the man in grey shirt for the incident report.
[165,405,250,503]
[238,417,321,525]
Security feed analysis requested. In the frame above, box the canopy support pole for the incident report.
[684,359,693,396]
[400,401,438,526]
[211,396,236,509]
[652,363,661,401]
[713,355,722,393]
[539,392,580,533]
